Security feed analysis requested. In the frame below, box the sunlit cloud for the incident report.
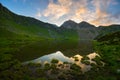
[43,0,71,19]
[41,0,120,26]
[89,0,111,26]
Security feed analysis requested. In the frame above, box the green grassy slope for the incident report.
[97,25,120,39]
[0,3,79,40]
[91,31,120,80]
[0,3,79,62]
[96,31,120,44]
[0,5,58,39]
[0,3,120,80]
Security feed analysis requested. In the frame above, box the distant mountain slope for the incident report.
[61,20,99,39]
[61,20,78,29]
[61,19,120,40]
[0,3,120,41]
[97,25,120,38]
[96,31,120,45]
[0,3,62,40]
[0,3,120,63]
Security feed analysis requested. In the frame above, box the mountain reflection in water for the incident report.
[25,51,100,72]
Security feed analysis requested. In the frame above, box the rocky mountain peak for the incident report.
[60,20,96,29]
[78,21,95,28]
[65,20,77,23]
[60,20,78,29]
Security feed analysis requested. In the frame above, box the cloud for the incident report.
[41,0,120,26]
[69,0,96,24]
[89,0,111,26]
[43,0,71,19]
[35,11,42,19]
[37,12,41,17]
[43,0,90,25]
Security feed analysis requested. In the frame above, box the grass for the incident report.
[0,27,80,62]
[0,4,120,80]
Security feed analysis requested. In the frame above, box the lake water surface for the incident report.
[17,40,94,61]
[25,51,100,72]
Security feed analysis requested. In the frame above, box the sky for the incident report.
[0,0,120,26]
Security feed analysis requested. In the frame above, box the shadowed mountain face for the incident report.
[0,3,120,80]
[77,21,99,39]
[61,20,78,29]
[96,31,120,44]
[0,3,120,41]
[61,20,99,39]
[61,20,95,29]
[61,20,120,39]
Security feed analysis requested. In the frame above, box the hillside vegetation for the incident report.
[0,3,120,80]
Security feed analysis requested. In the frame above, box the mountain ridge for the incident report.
[0,3,120,40]
[1,3,120,28]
